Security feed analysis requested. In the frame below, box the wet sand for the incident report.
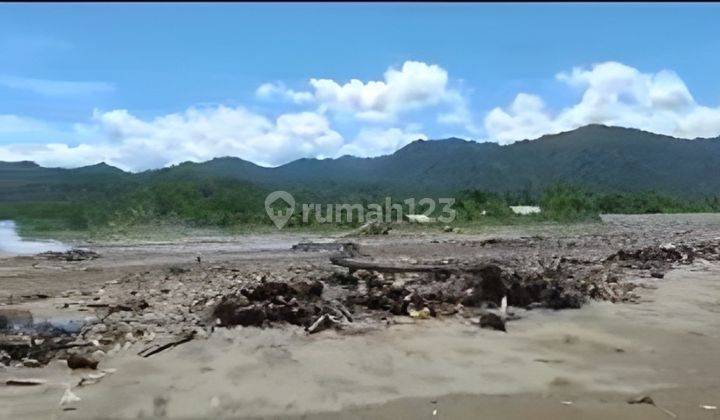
[2,216,720,419]
[2,264,719,419]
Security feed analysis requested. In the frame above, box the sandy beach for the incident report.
[2,215,720,419]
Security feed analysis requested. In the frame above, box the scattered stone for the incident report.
[628,395,655,405]
[22,358,41,368]
[292,242,350,252]
[214,305,266,327]
[356,221,391,236]
[38,249,100,261]
[0,350,11,365]
[650,271,665,279]
[479,312,506,332]
[67,354,99,370]
[405,214,434,224]
[408,306,431,319]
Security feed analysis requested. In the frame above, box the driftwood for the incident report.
[330,256,497,275]
[137,333,195,358]
[6,378,47,386]
[330,256,460,274]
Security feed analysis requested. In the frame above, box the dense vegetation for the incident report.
[455,184,720,223]
[0,178,269,234]
[2,177,719,236]
[3,124,720,236]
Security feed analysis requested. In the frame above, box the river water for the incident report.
[0,220,70,256]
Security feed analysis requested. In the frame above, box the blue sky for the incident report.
[1,3,720,170]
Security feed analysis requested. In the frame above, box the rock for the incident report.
[357,221,391,235]
[0,350,10,365]
[628,395,655,405]
[22,358,41,368]
[462,265,507,306]
[650,271,665,279]
[479,312,506,332]
[116,322,132,334]
[408,306,431,319]
[214,304,266,327]
[660,243,676,251]
[244,282,293,301]
[443,225,453,233]
[67,354,99,370]
[405,214,434,224]
[38,249,100,261]
[91,350,106,360]
[291,280,323,297]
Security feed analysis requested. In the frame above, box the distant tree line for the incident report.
[454,184,720,222]
[2,179,720,234]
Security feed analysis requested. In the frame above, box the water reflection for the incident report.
[0,220,70,255]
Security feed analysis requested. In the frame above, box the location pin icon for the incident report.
[265,191,295,229]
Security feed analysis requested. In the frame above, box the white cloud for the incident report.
[0,107,344,171]
[0,75,115,96]
[485,61,720,143]
[308,61,461,123]
[0,107,431,170]
[0,142,114,169]
[437,90,481,135]
[255,82,314,104]
[0,114,49,134]
[338,127,427,158]
[8,60,720,171]
[254,61,478,132]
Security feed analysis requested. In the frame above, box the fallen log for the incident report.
[137,333,195,358]
[330,256,462,275]
[330,256,500,276]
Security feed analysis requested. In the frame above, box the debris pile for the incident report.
[4,235,719,368]
[354,221,392,236]
[212,279,351,331]
[37,249,100,261]
[332,254,640,316]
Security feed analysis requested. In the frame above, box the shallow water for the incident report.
[0,220,70,256]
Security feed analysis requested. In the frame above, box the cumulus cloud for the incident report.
[255,82,314,104]
[8,60,719,170]
[254,61,478,136]
[0,106,344,171]
[485,61,720,143]
[0,75,115,96]
[298,61,467,126]
[338,127,427,158]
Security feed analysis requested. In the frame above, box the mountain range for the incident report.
[2,124,720,202]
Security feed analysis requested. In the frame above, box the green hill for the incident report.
[3,125,720,202]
